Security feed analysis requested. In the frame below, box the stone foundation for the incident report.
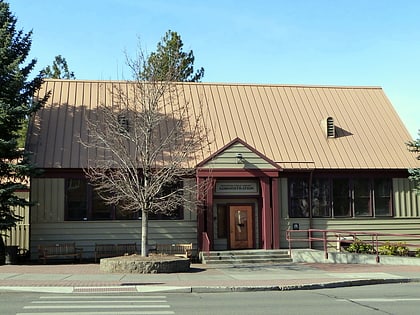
[100,255,190,273]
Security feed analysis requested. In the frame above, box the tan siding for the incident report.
[30,220,197,260]
[393,178,420,217]
[31,178,64,223]
[4,192,30,250]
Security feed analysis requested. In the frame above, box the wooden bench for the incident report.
[155,243,193,259]
[94,243,137,262]
[38,243,83,264]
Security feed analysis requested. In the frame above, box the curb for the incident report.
[189,278,416,293]
[1,278,418,294]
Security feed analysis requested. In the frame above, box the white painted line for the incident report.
[24,304,170,309]
[0,286,73,293]
[339,298,420,302]
[40,295,167,299]
[136,285,191,292]
[17,311,174,315]
[32,300,167,304]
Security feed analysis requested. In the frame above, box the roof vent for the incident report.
[321,117,335,138]
[117,114,129,132]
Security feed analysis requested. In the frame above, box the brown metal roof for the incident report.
[27,79,419,170]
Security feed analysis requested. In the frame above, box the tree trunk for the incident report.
[141,209,148,256]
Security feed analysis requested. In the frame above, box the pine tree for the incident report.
[407,130,420,192]
[42,55,76,79]
[141,30,204,82]
[0,0,48,263]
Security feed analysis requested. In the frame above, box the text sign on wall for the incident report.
[215,181,259,195]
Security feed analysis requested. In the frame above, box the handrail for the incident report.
[287,229,420,263]
[202,232,210,259]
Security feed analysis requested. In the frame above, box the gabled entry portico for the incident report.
[197,138,281,251]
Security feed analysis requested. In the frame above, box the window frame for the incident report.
[64,178,184,221]
[288,177,310,218]
[287,176,393,218]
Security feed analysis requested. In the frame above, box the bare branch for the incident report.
[80,44,212,256]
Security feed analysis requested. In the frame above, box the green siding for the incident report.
[31,220,197,260]
[393,178,420,217]
[30,178,198,260]
[201,143,276,169]
[31,178,64,223]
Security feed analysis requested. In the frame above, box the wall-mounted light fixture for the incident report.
[236,153,244,164]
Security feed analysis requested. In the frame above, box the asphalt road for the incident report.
[1,283,420,315]
[167,283,420,315]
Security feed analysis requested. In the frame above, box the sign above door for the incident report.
[215,180,259,195]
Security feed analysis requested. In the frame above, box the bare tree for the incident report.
[83,49,211,256]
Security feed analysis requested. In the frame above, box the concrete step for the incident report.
[201,249,292,264]
[203,258,293,264]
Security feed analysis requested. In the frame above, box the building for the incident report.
[26,79,420,259]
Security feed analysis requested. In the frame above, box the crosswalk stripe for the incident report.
[39,295,167,299]
[19,293,174,315]
[25,304,170,309]
[32,300,167,304]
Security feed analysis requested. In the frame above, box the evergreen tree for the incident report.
[0,0,48,263]
[141,30,204,82]
[407,130,420,192]
[42,55,76,79]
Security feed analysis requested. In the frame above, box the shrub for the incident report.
[378,241,409,256]
[346,239,375,254]
[416,248,420,258]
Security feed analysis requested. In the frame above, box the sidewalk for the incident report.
[1,262,420,293]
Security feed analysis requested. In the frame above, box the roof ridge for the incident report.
[42,79,382,90]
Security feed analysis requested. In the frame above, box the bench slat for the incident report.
[155,243,193,258]
[95,243,137,262]
[38,243,82,264]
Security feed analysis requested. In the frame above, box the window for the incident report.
[353,179,371,216]
[147,207,183,220]
[65,178,183,221]
[374,178,392,216]
[289,178,309,218]
[148,180,184,220]
[65,179,87,220]
[288,176,393,218]
[312,178,331,217]
[332,178,350,216]
[217,205,228,238]
[92,190,113,220]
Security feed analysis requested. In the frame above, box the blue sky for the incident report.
[8,0,419,138]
